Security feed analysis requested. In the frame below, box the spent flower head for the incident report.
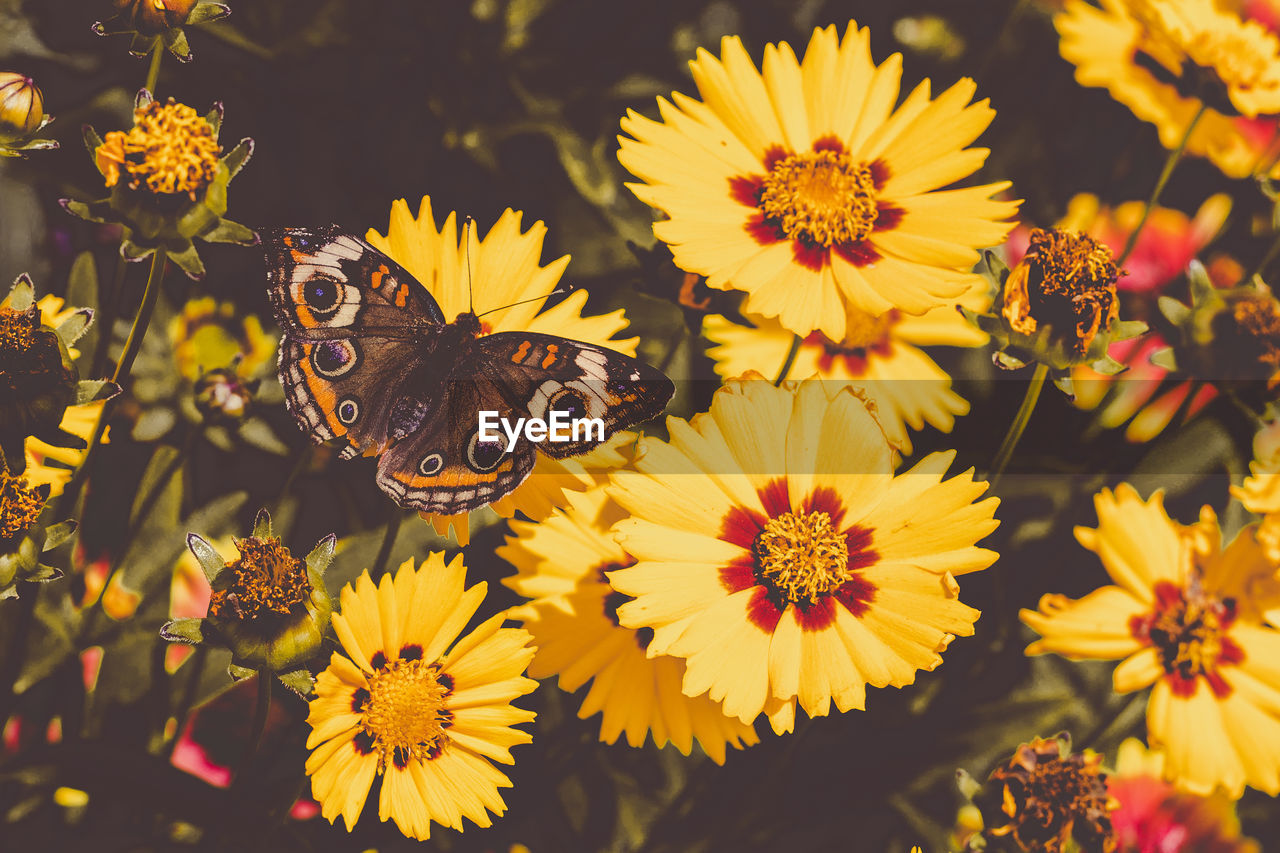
[0,72,56,157]
[0,275,115,476]
[160,509,333,692]
[94,0,231,63]
[65,90,256,279]
[969,228,1145,379]
[0,467,76,601]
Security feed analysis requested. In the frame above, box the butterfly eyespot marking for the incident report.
[337,396,360,425]
[419,453,444,476]
[304,276,341,315]
[548,388,588,421]
[466,431,506,473]
[311,339,361,378]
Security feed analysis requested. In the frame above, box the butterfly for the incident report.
[263,224,675,515]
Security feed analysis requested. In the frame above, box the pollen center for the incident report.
[208,536,310,621]
[0,470,46,542]
[753,510,850,606]
[1131,580,1241,692]
[757,151,878,247]
[0,307,37,355]
[94,99,221,199]
[362,660,452,770]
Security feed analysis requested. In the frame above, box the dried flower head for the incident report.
[66,90,256,279]
[0,467,74,600]
[94,98,221,199]
[160,509,333,691]
[984,733,1118,853]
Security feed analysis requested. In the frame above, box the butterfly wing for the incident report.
[264,225,446,458]
[374,375,536,514]
[476,332,674,459]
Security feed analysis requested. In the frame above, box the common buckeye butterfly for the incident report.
[264,224,674,515]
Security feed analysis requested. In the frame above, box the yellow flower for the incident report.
[607,377,998,732]
[1021,485,1280,797]
[702,282,987,454]
[365,196,643,543]
[1233,418,1280,564]
[618,21,1018,341]
[95,98,221,199]
[1057,0,1280,178]
[169,296,274,383]
[499,486,759,763]
[306,553,537,840]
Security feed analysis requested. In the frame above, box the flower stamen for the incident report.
[753,510,850,606]
[758,150,879,247]
[95,99,221,199]
[0,469,45,542]
[1129,579,1243,696]
[360,659,453,771]
[208,536,310,621]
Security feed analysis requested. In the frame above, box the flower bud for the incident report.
[112,0,199,35]
[0,73,44,144]
[192,367,255,423]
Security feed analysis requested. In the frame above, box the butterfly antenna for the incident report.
[464,215,476,317]
[474,287,571,320]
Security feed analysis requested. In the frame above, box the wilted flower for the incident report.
[65,91,256,279]
[0,275,113,477]
[0,468,76,600]
[971,228,1144,375]
[160,509,333,692]
[0,72,56,157]
[980,733,1118,853]
[1157,267,1280,401]
[93,0,231,63]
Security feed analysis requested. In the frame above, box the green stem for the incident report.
[989,362,1049,487]
[1117,105,1208,265]
[233,670,272,785]
[144,40,163,96]
[773,333,802,386]
[371,509,404,579]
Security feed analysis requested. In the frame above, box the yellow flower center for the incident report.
[0,306,36,354]
[208,536,310,621]
[0,470,45,542]
[94,99,221,199]
[360,659,452,770]
[757,150,878,247]
[753,510,850,606]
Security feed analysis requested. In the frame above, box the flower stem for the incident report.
[989,362,1049,486]
[144,40,163,96]
[1117,104,1208,265]
[371,509,404,579]
[233,670,272,785]
[774,333,802,385]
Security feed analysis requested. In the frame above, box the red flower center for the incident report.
[1128,579,1244,697]
[717,478,878,633]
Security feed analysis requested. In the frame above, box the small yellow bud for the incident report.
[0,73,44,143]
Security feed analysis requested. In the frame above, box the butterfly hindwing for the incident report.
[476,332,674,459]
[374,375,535,514]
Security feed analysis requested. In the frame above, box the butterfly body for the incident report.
[264,225,674,515]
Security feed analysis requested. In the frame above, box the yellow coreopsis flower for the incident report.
[618,21,1018,341]
[305,553,537,840]
[606,376,999,733]
[1021,485,1280,798]
[365,196,644,544]
[1057,0,1280,178]
[499,486,759,763]
[702,281,987,454]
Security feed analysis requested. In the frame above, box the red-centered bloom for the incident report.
[1022,485,1280,797]
[607,377,998,733]
[618,21,1018,341]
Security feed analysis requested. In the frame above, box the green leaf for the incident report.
[201,218,257,246]
[189,3,233,25]
[203,102,224,137]
[163,27,192,62]
[7,273,35,309]
[1158,295,1191,325]
[277,668,315,696]
[251,508,273,539]
[1150,347,1178,371]
[165,243,205,279]
[55,309,94,348]
[43,520,77,551]
[129,444,182,529]
[305,534,337,577]
[160,618,205,645]
[128,32,157,59]
[220,139,254,180]
[228,662,256,681]
[75,379,119,404]
[66,252,100,357]
[82,125,105,158]
[187,534,226,583]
